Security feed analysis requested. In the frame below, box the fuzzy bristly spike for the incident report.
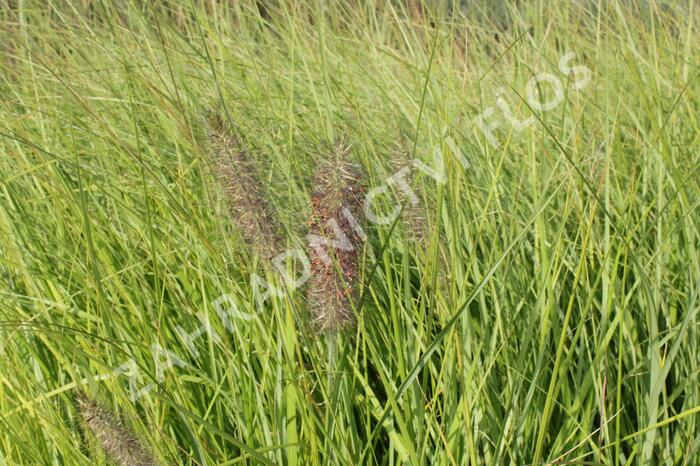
[307,139,365,332]
[207,111,281,260]
[392,139,428,242]
[76,392,159,466]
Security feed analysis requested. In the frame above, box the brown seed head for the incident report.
[207,112,281,260]
[392,139,428,242]
[307,139,365,332]
[76,392,159,466]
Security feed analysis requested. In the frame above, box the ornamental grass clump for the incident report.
[307,139,365,332]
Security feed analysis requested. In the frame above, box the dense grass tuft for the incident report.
[0,1,698,464]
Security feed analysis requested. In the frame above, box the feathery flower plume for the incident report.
[307,139,365,332]
[391,139,428,242]
[207,111,281,260]
[76,392,159,466]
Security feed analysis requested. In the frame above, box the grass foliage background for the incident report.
[0,0,699,464]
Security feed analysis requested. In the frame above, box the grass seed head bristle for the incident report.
[392,139,428,242]
[206,111,282,260]
[76,392,159,466]
[307,138,365,332]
